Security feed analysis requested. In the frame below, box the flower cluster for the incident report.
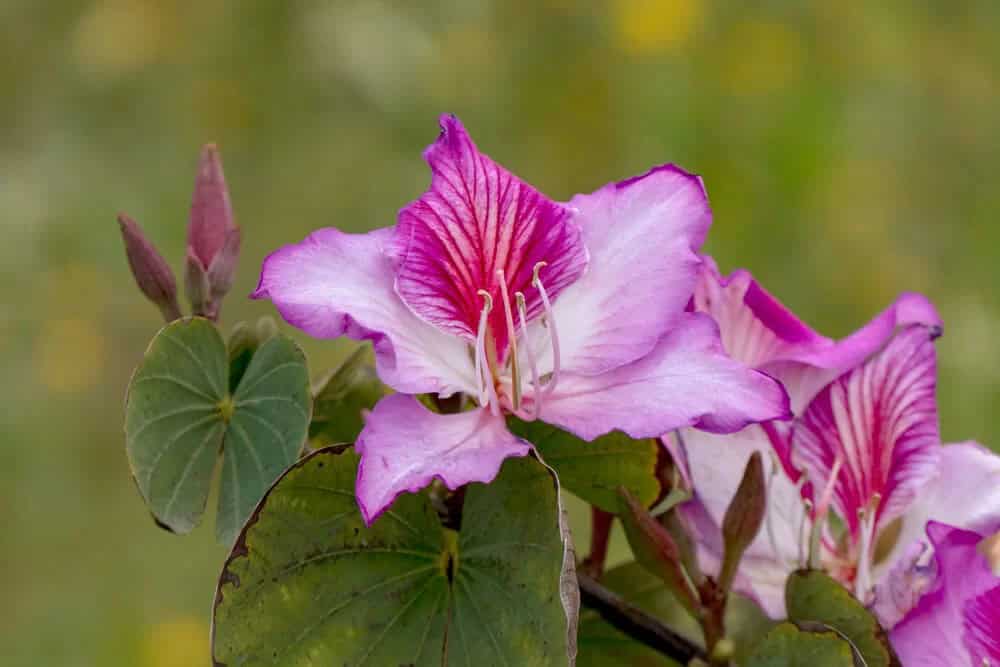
[254,115,999,661]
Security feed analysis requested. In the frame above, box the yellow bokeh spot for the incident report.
[73,0,172,78]
[43,263,112,317]
[35,318,106,394]
[719,21,805,95]
[142,616,208,667]
[614,0,703,56]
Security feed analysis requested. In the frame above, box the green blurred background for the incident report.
[3,1,999,664]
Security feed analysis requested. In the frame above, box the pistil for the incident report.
[496,270,521,411]
[516,292,542,419]
[533,262,562,397]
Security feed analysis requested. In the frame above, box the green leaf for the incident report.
[745,623,856,667]
[212,447,578,666]
[508,418,660,512]
[125,318,311,544]
[786,569,900,667]
[577,562,774,667]
[308,346,386,447]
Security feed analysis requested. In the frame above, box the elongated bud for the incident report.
[188,144,235,268]
[206,226,241,317]
[719,451,766,593]
[117,214,182,322]
[184,247,211,317]
[187,144,240,318]
[618,487,700,615]
[660,509,704,587]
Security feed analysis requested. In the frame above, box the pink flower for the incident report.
[890,522,1000,666]
[670,259,1000,624]
[253,115,789,524]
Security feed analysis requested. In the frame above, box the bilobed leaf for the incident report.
[786,569,900,667]
[745,623,856,667]
[212,447,577,666]
[508,418,660,512]
[309,345,385,447]
[125,318,311,544]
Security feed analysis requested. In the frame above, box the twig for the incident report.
[577,571,706,664]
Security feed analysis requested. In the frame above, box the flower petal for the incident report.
[891,523,1000,666]
[694,258,942,412]
[693,256,829,369]
[791,325,941,541]
[354,394,531,525]
[964,585,1000,665]
[889,442,1000,569]
[538,312,790,441]
[252,227,476,396]
[539,165,711,375]
[871,441,1000,625]
[393,115,587,359]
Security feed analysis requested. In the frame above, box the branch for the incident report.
[577,571,706,664]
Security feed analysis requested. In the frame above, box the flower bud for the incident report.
[618,487,700,614]
[117,214,182,322]
[719,451,766,593]
[184,247,211,318]
[187,144,240,316]
[188,144,235,267]
[207,226,241,303]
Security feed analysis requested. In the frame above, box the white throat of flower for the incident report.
[473,261,561,420]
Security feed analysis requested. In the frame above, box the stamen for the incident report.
[474,290,500,416]
[799,498,813,569]
[532,262,561,396]
[763,453,786,567]
[854,493,882,602]
[516,292,543,420]
[496,270,521,411]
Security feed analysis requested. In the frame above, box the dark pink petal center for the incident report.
[393,115,587,361]
[792,325,941,544]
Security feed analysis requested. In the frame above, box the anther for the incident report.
[532,262,561,396]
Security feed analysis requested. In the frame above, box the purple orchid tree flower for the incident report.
[889,522,1000,666]
[669,258,1000,623]
[253,115,790,525]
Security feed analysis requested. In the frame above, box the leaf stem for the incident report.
[577,571,706,664]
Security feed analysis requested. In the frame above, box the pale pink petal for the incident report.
[693,256,829,370]
[694,258,942,412]
[536,165,710,376]
[354,394,531,525]
[791,325,940,541]
[252,227,476,396]
[538,312,790,441]
[891,523,1000,666]
[883,442,1000,586]
[393,115,587,360]
[871,540,936,629]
